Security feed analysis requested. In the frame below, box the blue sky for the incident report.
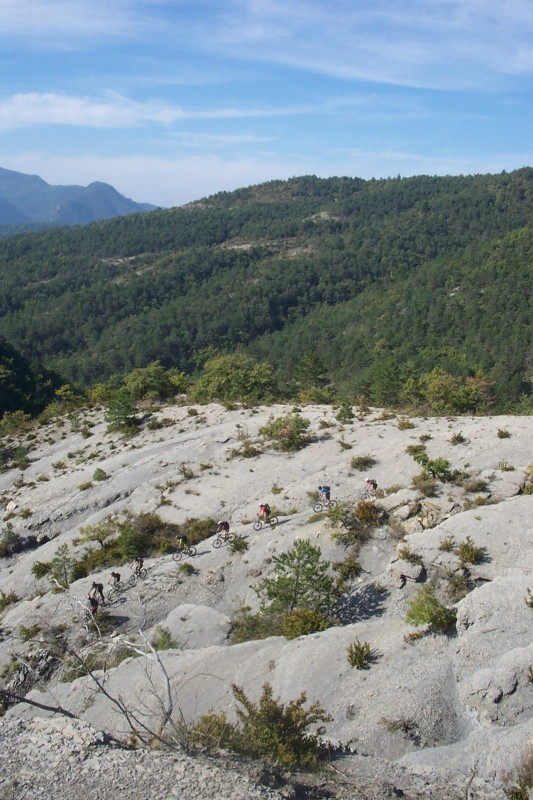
[1,0,532,207]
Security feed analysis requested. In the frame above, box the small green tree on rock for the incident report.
[255,538,337,619]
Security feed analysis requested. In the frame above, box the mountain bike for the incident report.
[172,544,197,561]
[128,567,148,586]
[213,531,236,549]
[253,515,278,531]
[107,578,125,601]
[312,498,338,513]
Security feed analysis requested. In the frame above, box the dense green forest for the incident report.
[0,169,531,412]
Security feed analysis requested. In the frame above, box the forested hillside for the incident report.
[0,170,531,410]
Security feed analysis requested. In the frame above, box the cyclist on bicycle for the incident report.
[259,503,271,521]
[110,571,121,585]
[318,485,331,503]
[216,521,230,535]
[88,595,99,616]
[176,534,189,551]
[365,478,378,493]
[132,557,144,576]
[91,581,105,605]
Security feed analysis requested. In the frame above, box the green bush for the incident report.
[456,536,486,566]
[332,553,362,582]
[92,468,107,481]
[350,454,376,471]
[229,536,249,554]
[233,683,332,768]
[190,353,276,404]
[259,413,311,452]
[347,639,376,669]
[151,626,178,651]
[0,590,18,612]
[230,609,283,643]
[398,547,423,565]
[0,523,22,557]
[18,623,41,641]
[405,586,456,633]
[31,560,52,579]
[335,403,354,423]
[281,608,331,639]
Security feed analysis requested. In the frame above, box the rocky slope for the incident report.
[0,401,532,798]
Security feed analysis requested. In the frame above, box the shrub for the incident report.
[411,472,438,497]
[456,536,486,566]
[438,536,455,553]
[0,523,22,557]
[347,639,376,669]
[78,481,93,491]
[405,586,456,633]
[31,560,52,579]
[449,431,466,445]
[231,682,333,769]
[406,444,427,457]
[259,414,312,452]
[190,353,276,404]
[178,562,197,577]
[151,626,178,651]
[397,418,415,430]
[92,468,107,481]
[178,463,196,480]
[230,609,283,643]
[444,569,473,601]
[350,454,376,471]
[497,428,511,439]
[335,403,354,423]
[0,590,18,612]
[18,623,41,641]
[354,500,380,525]
[229,536,249,554]
[332,553,363,582]
[281,608,331,639]
[228,439,262,459]
[398,547,423,565]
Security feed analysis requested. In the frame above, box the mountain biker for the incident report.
[91,581,105,605]
[110,571,121,585]
[176,534,189,550]
[318,485,331,503]
[88,595,99,616]
[132,557,144,576]
[259,503,271,521]
[216,521,230,535]
[365,478,378,493]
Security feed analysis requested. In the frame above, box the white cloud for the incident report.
[0,92,320,130]
[0,0,153,44]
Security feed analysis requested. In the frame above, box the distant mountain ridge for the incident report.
[0,166,157,230]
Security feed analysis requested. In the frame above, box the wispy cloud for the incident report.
[0,0,154,45]
[201,0,533,89]
[0,92,322,130]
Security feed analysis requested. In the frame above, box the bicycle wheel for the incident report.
[128,573,137,586]
[186,546,197,558]
[213,537,223,549]
[253,520,262,531]
[226,532,236,543]
[139,568,147,579]
[269,516,278,526]
[172,551,183,562]
[328,499,338,509]
[312,502,324,513]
